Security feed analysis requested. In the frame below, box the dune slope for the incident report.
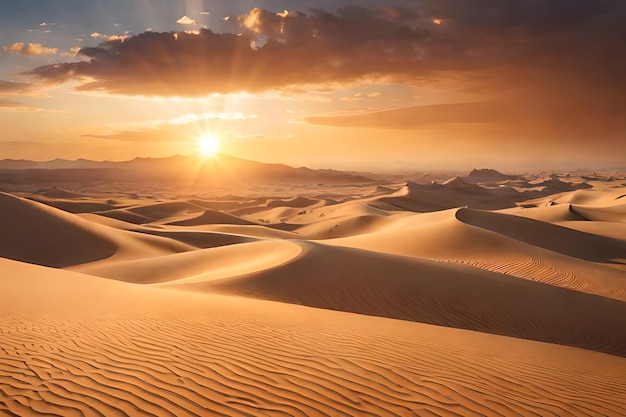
[330,208,626,301]
[455,208,626,263]
[160,241,626,357]
[0,192,117,267]
[0,192,194,268]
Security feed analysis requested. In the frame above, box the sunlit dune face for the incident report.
[197,134,220,159]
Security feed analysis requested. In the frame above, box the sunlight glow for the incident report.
[198,134,220,159]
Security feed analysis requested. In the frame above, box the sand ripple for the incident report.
[1,313,625,416]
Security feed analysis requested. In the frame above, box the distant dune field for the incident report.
[1,166,625,416]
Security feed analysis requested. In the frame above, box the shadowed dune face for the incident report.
[455,208,626,263]
[570,203,626,222]
[168,241,626,357]
[0,192,117,267]
[1,173,626,415]
[167,209,257,226]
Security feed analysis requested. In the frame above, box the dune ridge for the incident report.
[161,241,626,357]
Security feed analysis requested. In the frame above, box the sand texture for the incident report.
[1,171,626,415]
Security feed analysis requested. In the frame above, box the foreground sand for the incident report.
[1,172,625,415]
[2,259,626,416]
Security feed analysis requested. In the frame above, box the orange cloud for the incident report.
[3,42,57,56]
[0,80,37,95]
[306,103,509,128]
[0,98,38,111]
[62,47,82,57]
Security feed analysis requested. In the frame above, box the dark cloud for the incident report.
[304,100,625,141]
[26,2,625,112]
[28,6,433,96]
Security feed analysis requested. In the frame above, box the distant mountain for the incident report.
[0,158,116,170]
[0,154,375,187]
[463,168,520,183]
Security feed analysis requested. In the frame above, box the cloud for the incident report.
[0,98,38,111]
[91,32,127,42]
[305,103,509,128]
[0,99,25,108]
[167,112,257,125]
[81,129,166,143]
[27,6,434,95]
[304,99,625,145]
[26,1,625,120]
[176,16,198,26]
[62,47,82,57]
[0,80,37,95]
[3,42,58,56]
[80,111,258,143]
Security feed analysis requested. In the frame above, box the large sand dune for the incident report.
[1,172,626,415]
[0,192,191,267]
[1,258,625,416]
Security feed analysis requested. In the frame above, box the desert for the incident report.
[2,1,625,415]
[1,156,625,415]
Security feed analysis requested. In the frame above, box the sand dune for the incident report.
[266,196,324,209]
[521,187,626,208]
[370,179,528,212]
[0,192,193,268]
[1,175,626,415]
[294,213,392,238]
[330,208,626,301]
[37,187,86,199]
[554,220,626,242]
[94,207,156,224]
[126,227,258,250]
[570,203,626,222]
[166,209,257,226]
[0,192,117,267]
[156,241,626,356]
[183,224,300,239]
[30,197,117,214]
[500,203,585,222]
[74,240,302,284]
[455,207,626,263]
[122,201,206,222]
[1,258,625,416]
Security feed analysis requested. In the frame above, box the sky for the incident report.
[0,0,625,171]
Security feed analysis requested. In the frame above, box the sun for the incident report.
[197,134,220,159]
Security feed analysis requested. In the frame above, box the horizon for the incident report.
[1,1,625,171]
[2,152,626,175]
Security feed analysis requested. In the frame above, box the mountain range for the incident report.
[0,154,375,187]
